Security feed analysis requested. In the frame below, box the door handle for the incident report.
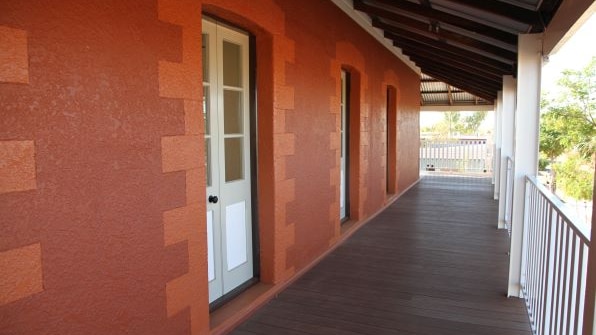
[208,195,219,204]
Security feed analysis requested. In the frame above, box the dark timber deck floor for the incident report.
[231,174,532,335]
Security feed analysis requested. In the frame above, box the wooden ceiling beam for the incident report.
[362,0,518,45]
[397,40,507,79]
[424,75,498,100]
[444,0,541,26]
[402,47,503,82]
[424,70,496,101]
[410,56,503,90]
[377,21,516,62]
[422,90,466,94]
[418,62,502,92]
[419,65,501,90]
[538,0,563,26]
[371,14,516,56]
[386,31,515,73]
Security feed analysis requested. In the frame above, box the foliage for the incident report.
[423,111,488,138]
[541,57,596,160]
[539,110,567,161]
[539,56,595,200]
[554,155,593,201]
[538,156,550,171]
[462,111,488,135]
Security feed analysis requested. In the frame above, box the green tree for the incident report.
[554,155,593,201]
[461,111,488,135]
[425,111,487,138]
[444,112,461,137]
[539,56,596,198]
[541,57,596,159]
[539,109,567,190]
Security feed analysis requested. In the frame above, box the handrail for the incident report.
[526,176,590,242]
[521,176,591,335]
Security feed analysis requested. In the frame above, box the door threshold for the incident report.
[209,278,259,312]
[209,282,275,335]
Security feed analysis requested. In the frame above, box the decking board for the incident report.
[231,174,531,334]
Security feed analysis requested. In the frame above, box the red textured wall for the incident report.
[1,1,420,334]
[1,1,193,334]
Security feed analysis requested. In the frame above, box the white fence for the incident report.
[522,176,591,335]
[420,138,492,174]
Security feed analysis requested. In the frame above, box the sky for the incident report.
[542,11,596,92]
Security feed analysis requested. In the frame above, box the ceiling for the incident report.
[420,73,493,109]
[350,0,565,103]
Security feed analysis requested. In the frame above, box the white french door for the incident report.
[202,19,253,303]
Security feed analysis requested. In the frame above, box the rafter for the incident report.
[422,90,466,94]
[538,0,562,26]
[370,11,516,50]
[397,40,507,79]
[402,47,503,82]
[373,18,516,61]
[361,0,518,45]
[409,56,503,90]
[444,0,541,26]
[417,61,502,90]
[424,70,496,101]
[386,31,515,72]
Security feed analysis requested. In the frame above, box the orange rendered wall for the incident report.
[0,1,419,334]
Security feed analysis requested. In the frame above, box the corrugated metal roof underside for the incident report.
[421,73,493,109]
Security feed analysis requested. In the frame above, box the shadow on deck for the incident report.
[232,175,531,335]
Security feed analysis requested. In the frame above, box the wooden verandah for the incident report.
[231,174,532,334]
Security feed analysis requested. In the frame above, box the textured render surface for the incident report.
[158,0,210,333]
[0,26,28,83]
[0,243,43,305]
[0,1,420,334]
[275,0,420,272]
[0,140,36,194]
[1,1,190,334]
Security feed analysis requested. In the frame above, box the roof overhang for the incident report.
[330,0,421,74]
[331,0,593,108]
[543,0,595,55]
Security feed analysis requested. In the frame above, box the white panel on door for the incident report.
[207,210,215,282]
[225,201,247,271]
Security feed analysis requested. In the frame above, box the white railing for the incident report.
[522,176,591,335]
[420,138,492,174]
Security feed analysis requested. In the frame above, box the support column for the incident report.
[498,76,516,229]
[508,33,542,298]
[493,91,502,199]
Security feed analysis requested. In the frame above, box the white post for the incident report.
[498,76,516,229]
[508,33,542,298]
[493,92,503,199]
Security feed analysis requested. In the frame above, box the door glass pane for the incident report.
[223,41,242,87]
[225,138,244,182]
[224,90,243,134]
[202,33,209,81]
[205,138,212,187]
[203,86,210,135]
